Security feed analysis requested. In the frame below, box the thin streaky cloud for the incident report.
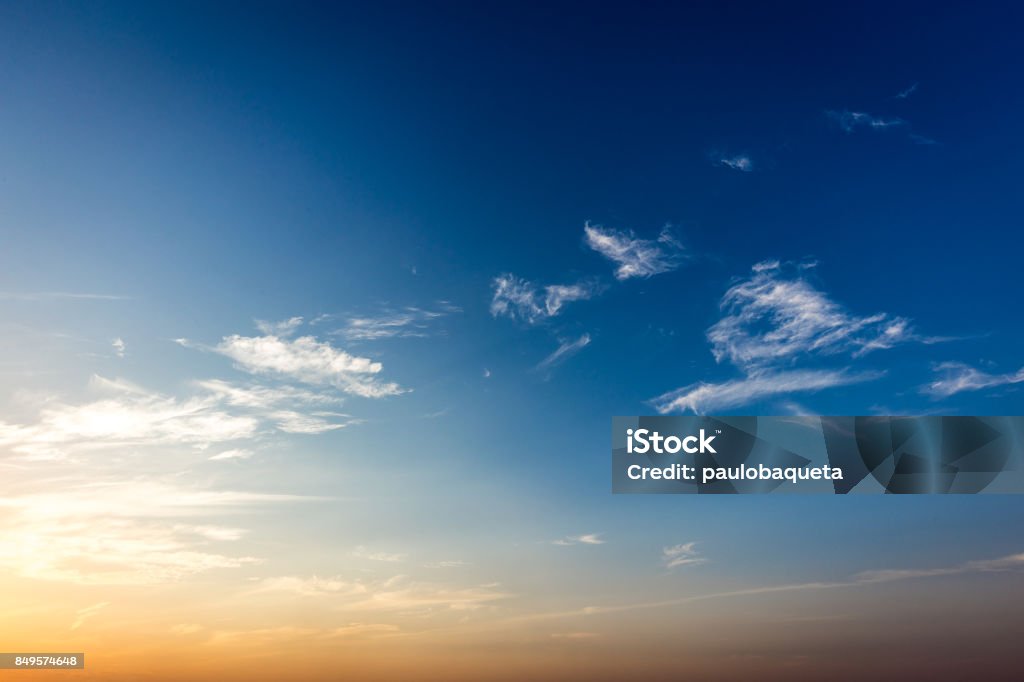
[553,533,605,546]
[662,542,706,569]
[251,574,511,611]
[921,362,1024,398]
[469,552,1024,630]
[209,448,255,461]
[70,601,111,630]
[827,109,906,133]
[352,546,407,563]
[0,480,317,585]
[649,368,883,414]
[716,154,754,172]
[893,82,919,99]
[334,302,461,341]
[112,337,126,358]
[535,334,591,373]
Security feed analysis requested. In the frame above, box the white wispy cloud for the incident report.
[506,552,1024,623]
[0,376,260,460]
[352,546,407,563]
[195,379,343,410]
[0,374,359,460]
[212,333,405,398]
[922,362,1024,398]
[583,222,684,280]
[893,82,918,99]
[650,368,882,414]
[206,623,400,645]
[208,448,255,461]
[853,553,1024,583]
[270,409,353,434]
[112,337,126,358]
[490,274,599,324]
[662,542,706,569]
[535,334,591,373]
[70,601,110,630]
[0,480,310,584]
[255,316,305,337]
[252,574,510,611]
[648,260,936,413]
[708,261,918,370]
[716,155,754,172]
[553,533,605,546]
[827,109,906,133]
[334,303,460,341]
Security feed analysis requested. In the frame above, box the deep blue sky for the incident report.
[1,3,1024,673]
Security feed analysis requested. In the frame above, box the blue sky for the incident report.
[1,2,1024,678]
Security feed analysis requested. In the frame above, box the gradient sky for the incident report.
[2,2,1024,680]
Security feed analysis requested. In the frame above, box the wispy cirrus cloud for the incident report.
[208,448,254,461]
[201,331,405,399]
[650,260,934,413]
[662,542,706,570]
[205,623,400,645]
[0,480,311,584]
[583,222,684,280]
[332,303,460,341]
[922,362,1024,398]
[651,368,883,415]
[505,552,1024,624]
[252,574,510,611]
[490,274,599,324]
[715,154,754,172]
[827,102,937,144]
[255,316,305,337]
[893,82,918,99]
[553,533,605,546]
[0,373,361,461]
[70,601,111,630]
[194,379,343,410]
[0,376,260,460]
[827,109,906,133]
[352,546,407,563]
[535,334,591,373]
[708,260,920,370]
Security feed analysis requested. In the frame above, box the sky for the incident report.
[1,2,1024,680]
